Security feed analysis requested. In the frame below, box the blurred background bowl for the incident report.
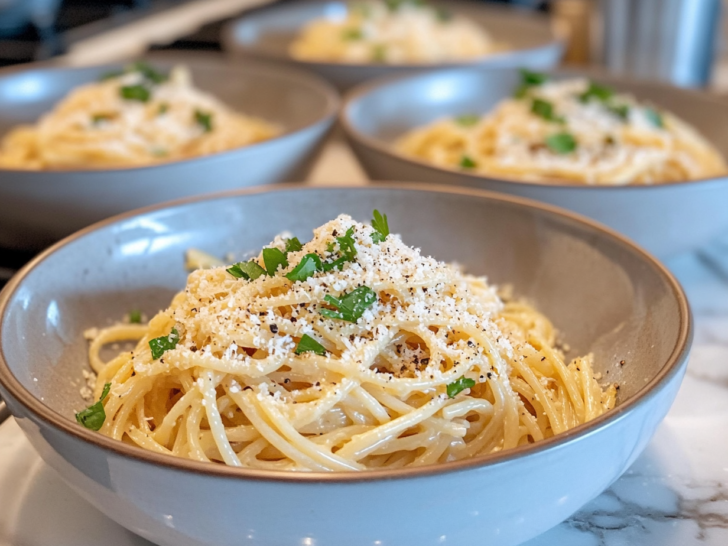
[0,52,338,251]
[341,67,728,257]
[0,185,690,546]
[223,0,563,92]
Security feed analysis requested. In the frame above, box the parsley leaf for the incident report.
[514,69,548,98]
[284,237,303,254]
[286,253,323,282]
[323,227,357,271]
[128,61,167,84]
[446,376,475,398]
[455,114,480,127]
[607,103,630,121]
[227,260,266,280]
[545,132,577,154]
[320,286,377,323]
[342,28,364,40]
[129,310,142,324]
[644,108,664,128]
[531,98,564,124]
[195,110,213,133]
[578,81,614,103]
[460,155,477,169]
[371,209,389,244]
[91,113,112,125]
[75,382,112,431]
[120,84,150,102]
[263,247,288,276]
[295,334,327,356]
[158,103,168,115]
[149,328,180,360]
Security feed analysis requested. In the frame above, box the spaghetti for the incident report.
[82,212,616,471]
[396,73,727,185]
[0,62,280,170]
[290,0,504,65]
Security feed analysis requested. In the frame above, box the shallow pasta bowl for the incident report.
[0,185,690,546]
[223,0,563,91]
[341,68,728,257]
[0,52,338,250]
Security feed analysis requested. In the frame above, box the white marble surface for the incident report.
[1,135,728,546]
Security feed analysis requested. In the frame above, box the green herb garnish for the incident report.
[607,103,630,121]
[324,227,357,271]
[372,44,387,63]
[128,61,167,84]
[446,376,475,398]
[578,81,614,103]
[644,108,664,128]
[91,113,112,125]
[120,84,150,102]
[295,334,327,356]
[194,110,213,133]
[531,98,564,124]
[149,328,180,360]
[342,28,364,40]
[286,253,324,282]
[129,310,142,324]
[75,382,112,431]
[545,132,577,154]
[158,103,169,115]
[514,69,548,98]
[320,286,377,323]
[284,237,303,254]
[227,260,266,280]
[371,209,389,244]
[460,155,477,169]
[455,114,480,127]
[262,247,288,276]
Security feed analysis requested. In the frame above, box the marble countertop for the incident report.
[1,134,727,546]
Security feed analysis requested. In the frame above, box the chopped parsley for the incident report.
[372,44,387,63]
[342,28,364,40]
[455,114,480,127]
[120,84,150,102]
[295,334,327,356]
[371,209,389,244]
[158,103,169,115]
[262,247,288,276]
[320,286,377,323]
[227,260,266,280]
[129,310,142,324]
[75,382,112,431]
[286,253,323,282]
[149,328,180,360]
[578,81,614,103]
[607,103,630,121]
[446,376,475,398]
[545,132,577,154]
[194,110,213,133]
[531,98,564,124]
[128,61,167,84]
[514,69,548,98]
[91,113,112,125]
[644,108,664,128]
[284,237,303,254]
[324,227,357,271]
[460,155,477,169]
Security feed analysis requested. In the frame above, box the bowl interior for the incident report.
[0,53,334,139]
[344,68,728,157]
[227,0,558,63]
[1,186,684,427]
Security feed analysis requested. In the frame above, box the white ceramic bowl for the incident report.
[0,185,691,546]
[341,68,728,257]
[223,0,563,91]
[0,53,338,250]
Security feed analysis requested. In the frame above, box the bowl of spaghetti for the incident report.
[223,0,562,91]
[0,185,690,546]
[342,68,728,256]
[0,53,338,250]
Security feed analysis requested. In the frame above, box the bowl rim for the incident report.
[0,183,692,483]
[222,0,563,70]
[0,53,340,176]
[340,66,728,190]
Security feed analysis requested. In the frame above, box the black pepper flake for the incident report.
[467,340,474,347]
[541,356,546,361]
[290,317,297,323]
[284,378,291,384]
[269,324,279,334]
[243,386,253,391]
[619,360,625,366]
